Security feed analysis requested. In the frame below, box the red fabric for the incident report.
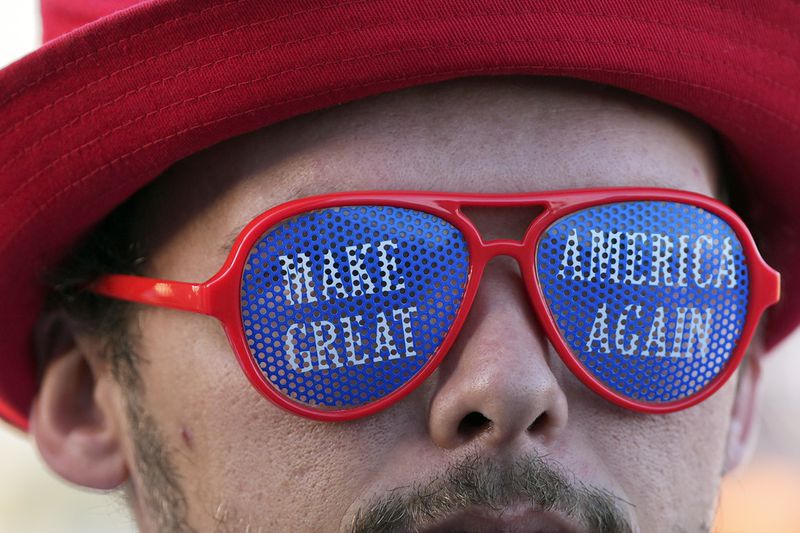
[41,0,142,42]
[1,0,798,430]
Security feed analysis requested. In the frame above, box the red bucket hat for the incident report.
[1,0,798,430]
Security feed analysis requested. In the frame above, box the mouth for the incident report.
[417,504,582,533]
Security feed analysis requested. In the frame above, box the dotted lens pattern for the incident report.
[241,206,469,410]
[536,201,749,404]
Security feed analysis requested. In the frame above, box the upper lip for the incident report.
[417,503,582,533]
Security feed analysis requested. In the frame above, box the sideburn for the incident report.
[111,322,194,533]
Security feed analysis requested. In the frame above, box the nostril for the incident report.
[527,412,550,433]
[457,411,492,439]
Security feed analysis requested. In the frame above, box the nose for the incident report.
[427,258,569,449]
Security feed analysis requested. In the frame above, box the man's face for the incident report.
[50,78,751,531]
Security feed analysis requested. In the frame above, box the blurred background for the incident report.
[1,2,799,531]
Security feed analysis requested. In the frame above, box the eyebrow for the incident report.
[216,182,346,260]
[220,224,246,258]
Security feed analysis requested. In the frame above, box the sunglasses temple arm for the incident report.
[90,274,212,316]
[766,266,781,305]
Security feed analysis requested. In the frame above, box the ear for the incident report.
[28,311,129,489]
[722,349,763,475]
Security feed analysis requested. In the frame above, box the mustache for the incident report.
[347,452,635,533]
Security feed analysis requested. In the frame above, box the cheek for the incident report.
[566,374,736,527]
[132,307,417,529]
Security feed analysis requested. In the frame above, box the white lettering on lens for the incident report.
[558,229,738,289]
[281,239,408,304]
[615,304,642,356]
[373,311,399,361]
[311,321,343,370]
[642,306,667,357]
[321,249,348,300]
[558,228,584,281]
[340,314,366,365]
[281,306,419,372]
[393,306,418,358]
[587,230,622,283]
[585,304,715,359]
[623,232,648,285]
[345,243,377,297]
[669,307,687,358]
[691,236,714,288]
[675,235,690,287]
[285,323,313,372]
[377,239,406,292]
[649,234,674,286]
[279,252,318,305]
[681,307,714,360]
[586,303,611,353]
[715,237,737,288]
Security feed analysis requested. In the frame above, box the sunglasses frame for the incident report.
[93,188,781,420]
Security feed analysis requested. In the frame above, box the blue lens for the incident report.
[241,205,469,410]
[536,201,749,404]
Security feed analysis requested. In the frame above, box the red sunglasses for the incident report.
[92,188,780,421]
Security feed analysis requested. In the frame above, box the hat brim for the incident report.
[2,0,799,430]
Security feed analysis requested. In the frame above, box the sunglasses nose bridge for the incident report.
[480,239,528,258]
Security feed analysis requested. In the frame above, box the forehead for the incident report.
[140,77,719,280]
